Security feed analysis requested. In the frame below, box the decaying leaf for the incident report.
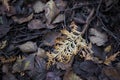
[46,72,61,80]
[28,19,46,29]
[2,0,10,11]
[104,45,112,53]
[102,67,120,80]
[18,41,37,53]
[33,1,45,13]
[89,28,108,46]
[0,40,7,50]
[43,31,61,46]
[45,0,60,24]
[56,56,74,70]
[0,25,10,39]
[104,51,120,65]
[12,56,24,73]
[36,48,47,58]
[55,0,67,11]
[63,71,83,80]
[12,13,33,24]
[12,54,35,73]
[27,56,46,80]
[2,73,18,80]
[52,14,64,24]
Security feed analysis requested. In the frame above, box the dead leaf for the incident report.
[52,14,64,24]
[63,71,83,80]
[12,54,35,72]
[43,31,61,46]
[2,0,10,11]
[104,45,112,53]
[79,60,98,73]
[12,13,33,24]
[56,56,74,70]
[0,25,10,39]
[27,57,46,80]
[45,0,60,24]
[0,40,7,50]
[46,72,61,80]
[36,48,47,58]
[33,1,45,13]
[28,19,46,30]
[2,64,9,73]
[89,28,108,46]
[102,67,120,80]
[18,41,37,53]
[104,51,120,65]
[22,54,35,71]
[12,56,24,73]
[2,73,18,80]
[55,0,67,11]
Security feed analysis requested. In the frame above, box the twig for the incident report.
[81,8,95,35]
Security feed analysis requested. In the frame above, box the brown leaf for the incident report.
[28,19,46,30]
[12,54,35,72]
[2,0,10,11]
[36,48,47,58]
[18,41,37,53]
[45,0,60,24]
[89,28,108,46]
[46,72,61,80]
[2,73,18,80]
[63,71,83,80]
[52,14,64,24]
[43,31,61,46]
[104,51,120,65]
[12,13,33,24]
[0,25,10,38]
[33,1,45,13]
[102,67,120,80]
[55,0,67,11]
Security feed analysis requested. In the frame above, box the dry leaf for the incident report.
[2,73,18,80]
[12,54,35,72]
[2,0,10,11]
[55,0,67,11]
[0,40,7,50]
[63,71,83,80]
[104,51,120,65]
[36,48,47,58]
[45,0,60,24]
[18,41,37,53]
[12,13,33,24]
[52,14,64,24]
[28,19,46,29]
[89,28,108,46]
[104,45,112,53]
[46,72,61,80]
[102,67,120,80]
[43,31,61,46]
[33,1,45,13]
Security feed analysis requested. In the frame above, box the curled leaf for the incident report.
[45,0,60,24]
[12,13,33,24]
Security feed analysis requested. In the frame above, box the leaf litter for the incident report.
[0,0,120,80]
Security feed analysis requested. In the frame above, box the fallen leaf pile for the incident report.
[0,0,120,80]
